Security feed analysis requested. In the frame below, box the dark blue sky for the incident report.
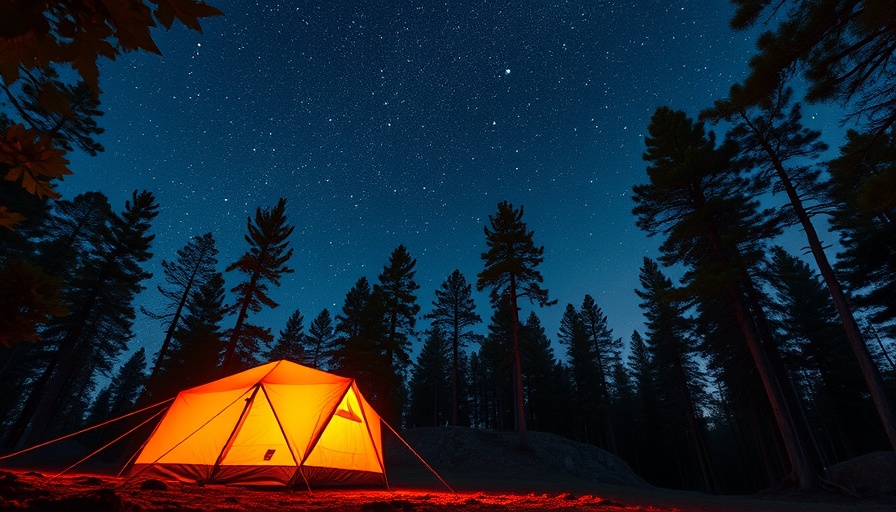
[61,1,837,362]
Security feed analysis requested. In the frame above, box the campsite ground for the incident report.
[1,470,895,512]
[1,427,894,511]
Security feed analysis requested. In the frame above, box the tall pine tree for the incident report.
[477,201,554,449]
[11,190,158,447]
[222,198,294,374]
[633,107,816,488]
[306,308,335,370]
[266,308,308,364]
[425,269,481,426]
[143,232,218,388]
[706,86,896,450]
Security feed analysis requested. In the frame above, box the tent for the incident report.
[129,360,386,487]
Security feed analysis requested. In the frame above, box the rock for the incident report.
[826,451,896,496]
[139,478,168,491]
[385,426,649,490]
[75,476,106,486]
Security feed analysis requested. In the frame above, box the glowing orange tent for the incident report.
[130,360,386,487]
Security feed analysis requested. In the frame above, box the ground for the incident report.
[0,427,893,511]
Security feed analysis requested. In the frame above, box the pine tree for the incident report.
[706,86,896,451]
[266,308,307,364]
[332,277,395,420]
[626,330,654,476]
[104,348,147,419]
[151,273,227,399]
[143,233,218,386]
[761,247,884,457]
[35,191,113,277]
[11,190,158,447]
[425,269,481,426]
[477,201,554,449]
[475,297,515,431]
[728,0,896,137]
[826,129,896,338]
[519,312,558,434]
[579,294,622,453]
[374,245,420,375]
[332,277,373,374]
[637,257,715,492]
[407,327,451,427]
[557,304,601,444]
[306,308,335,369]
[628,331,652,398]
[222,198,294,374]
[633,107,816,488]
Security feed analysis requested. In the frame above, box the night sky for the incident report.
[60,1,838,363]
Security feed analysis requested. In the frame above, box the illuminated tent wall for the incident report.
[130,360,385,487]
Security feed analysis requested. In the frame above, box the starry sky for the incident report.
[59,1,837,363]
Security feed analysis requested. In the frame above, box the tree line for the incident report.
[1,0,895,496]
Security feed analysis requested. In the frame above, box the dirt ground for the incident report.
[1,470,894,512]
[1,427,894,511]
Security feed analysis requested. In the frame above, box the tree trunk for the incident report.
[671,353,716,493]
[586,324,619,454]
[508,277,528,450]
[451,306,459,427]
[222,273,260,375]
[745,111,896,451]
[148,246,210,384]
[693,184,816,488]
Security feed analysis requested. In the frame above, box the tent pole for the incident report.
[209,383,261,483]
[352,382,390,491]
[124,386,256,485]
[259,385,312,493]
[298,381,353,467]
[380,418,456,495]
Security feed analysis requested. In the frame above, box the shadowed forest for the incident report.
[1,0,896,500]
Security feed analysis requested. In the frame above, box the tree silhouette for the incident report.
[266,308,308,364]
[706,86,896,451]
[637,257,715,492]
[407,327,451,427]
[579,294,621,454]
[477,201,554,449]
[557,303,600,444]
[143,233,218,387]
[633,107,816,488]
[425,269,481,426]
[727,0,896,136]
[826,129,896,339]
[306,309,335,369]
[149,273,227,400]
[11,190,158,447]
[222,198,294,374]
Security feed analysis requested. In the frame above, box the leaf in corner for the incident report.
[0,206,26,230]
[169,0,224,32]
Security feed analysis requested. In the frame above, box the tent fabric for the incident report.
[130,360,386,487]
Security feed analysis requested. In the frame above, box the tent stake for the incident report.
[380,419,456,495]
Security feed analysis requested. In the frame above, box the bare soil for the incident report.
[0,426,893,511]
